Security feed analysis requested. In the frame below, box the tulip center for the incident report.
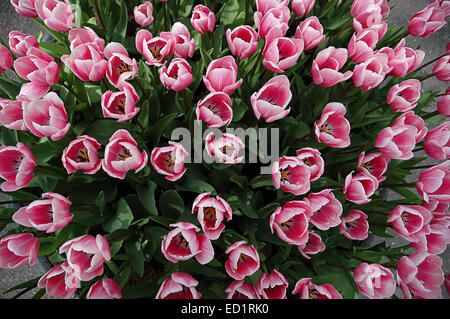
[319,123,332,133]
[303,158,314,166]
[118,62,133,74]
[231,291,249,299]
[280,167,291,182]
[164,153,175,170]
[204,206,217,222]
[150,45,163,60]
[115,98,126,115]
[362,162,372,172]
[13,155,24,169]
[308,287,321,299]
[175,233,190,249]
[205,103,221,116]
[117,148,132,161]
[277,218,293,232]
[221,144,235,156]
[238,253,247,263]
[401,212,409,223]
[76,147,90,163]
[345,220,357,229]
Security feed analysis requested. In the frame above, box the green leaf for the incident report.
[103,198,134,233]
[38,237,56,256]
[220,0,246,26]
[38,42,70,58]
[111,1,128,43]
[85,119,132,144]
[136,180,158,216]
[200,47,212,68]
[0,77,21,98]
[175,178,215,194]
[159,190,184,219]
[146,113,178,145]
[124,238,144,277]
[1,126,18,146]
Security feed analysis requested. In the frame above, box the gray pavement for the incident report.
[0,0,448,299]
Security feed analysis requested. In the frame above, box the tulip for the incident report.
[424,121,450,160]
[102,129,148,180]
[8,31,39,57]
[375,124,418,160]
[226,280,260,299]
[171,22,195,59]
[134,1,154,27]
[86,279,122,299]
[352,53,391,91]
[101,84,141,123]
[190,4,215,34]
[0,233,39,269]
[12,192,73,233]
[295,16,325,51]
[339,209,369,240]
[410,217,450,254]
[314,102,351,148]
[159,58,193,91]
[408,2,447,38]
[438,0,450,17]
[61,135,102,175]
[156,272,202,299]
[150,141,189,181]
[352,2,388,41]
[347,29,379,64]
[378,39,425,78]
[391,111,427,143]
[343,171,379,205]
[104,42,138,89]
[226,25,259,60]
[312,46,353,87]
[295,147,324,181]
[68,27,105,52]
[205,132,245,164]
[292,0,316,16]
[135,29,175,66]
[306,189,342,230]
[0,99,27,131]
[433,54,450,81]
[255,0,289,17]
[356,152,389,183]
[225,241,260,280]
[203,55,243,95]
[292,278,342,299]
[0,142,36,192]
[297,230,326,259]
[161,222,214,265]
[387,205,433,242]
[255,7,290,40]
[354,263,396,299]
[437,87,450,116]
[416,161,450,203]
[257,269,288,299]
[269,200,312,245]
[421,199,449,216]
[37,263,79,299]
[196,92,233,128]
[9,0,38,18]
[22,92,70,141]
[59,234,111,281]
[61,43,107,82]
[387,79,421,112]
[251,75,292,123]
[272,156,311,195]
[34,0,74,31]
[397,253,444,299]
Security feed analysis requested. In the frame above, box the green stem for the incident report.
[296,81,315,100]
[91,0,105,30]
[0,200,30,206]
[330,18,353,44]
[58,80,82,103]
[389,29,410,46]
[365,102,389,116]
[380,182,415,188]
[414,53,447,74]
[337,84,356,101]
[163,1,169,31]
[325,261,354,272]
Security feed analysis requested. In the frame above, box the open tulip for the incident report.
[295,147,324,181]
[356,151,389,182]
[312,46,353,87]
[416,161,450,203]
[257,269,288,299]
[225,241,260,280]
[314,102,351,148]
[205,132,245,164]
[226,25,259,60]
[292,0,316,16]
[255,7,290,39]
[272,155,311,195]
[9,0,38,18]
[101,84,140,122]
[295,16,325,51]
[354,263,396,299]
[196,92,233,128]
[339,209,370,240]
[378,39,425,78]
[203,55,243,95]
[190,4,215,34]
[292,278,342,299]
[387,79,421,112]
[150,141,189,181]
[104,42,138,89]
[298,230,326,259]
[134,1,153,27]
[352,53,391,90]
[61,43,107,82]
[156,272,202,299]
[135,29,175,66]
[424,121,450,160]
[344,171,379,205]
[352,6,387,40]
[159,58,193,91]
[410,217,450,254]
[37,263,79,299]
[68,27,105,52]
[86,279,122,299]
[347,29,379,64]
[34,0,73,31]
[171,22,195,59]
[0,99,27,131]
[375,124,418,160]
[0,233,39,269]
[387,205,433,242]
[226,280,260,299]
[0,142,36,192]
[433,54,450,81]
[8,31,39,57]
[306,189,342,230]
[408,2,447,38]
[61,135,102,175]
[391,111,427,143]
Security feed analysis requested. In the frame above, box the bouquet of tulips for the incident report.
[0,0,449,300]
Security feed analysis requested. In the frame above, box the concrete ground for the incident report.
[0,0,448,299]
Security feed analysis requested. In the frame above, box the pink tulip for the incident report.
[257,269,288,299]
[391,111,427,143]
[68,27,105,52]
[61,43,107,82]
[251,75,292,123]
[12,192,72,233]
[156,272,202,299]
[190,4,215,34]
[375,124,418,160]
[295,16,325,51]
[104,42,138,89]
[225,241,260,280]
[102,129,148,180]
[312,46,353,87]
[387,79,421,112]
[352,2,388,41]
[397,253,444,299]
[378,39,425,77]
[306,189,342,230]
[171,22,195,59]
[59,234,111,282]
[203,55,243,95]
[295,147,324,181]
[433,55,450,81]
[192,192,232,240]
[354,263,396,299]
[226,25,259,60]
[347,29,379,64]
[9,0,38,18]
[352,53,391,91]
[422,199,449,216]
[437,0,450,17]
[255,0,289,17]
[34,0,74,31]
[339,209,369,240]
[297,230,326,259]
[255,7,290,40]
[61,135,102,175]
[352,0,390,20]
[424,121,450,160]
[196,92,233,128]
[416,161,450,203]
[410,217,450,254]
[136,29,175,67]
[0,99,27,131]
[292,0,316,16]
[226,280,260,299]
[134,1,153,27]
[205,132,245,164]
[159,58,193,91]
[22,92,70,141]
[0,233,39,269]
[0,142,36,192]
[343,171,379,205]
[269,200,312,245]
[292,278,342,299]
[150,141,189,182]
[408,2,447,38]
[8,31,39,57]
[161,222,214,265]
[387,205,433,242]
[86,279,122,299]
[101,84,140,122]
[356,151,389,183]
[37,263,79,299]
[437,87,450,116]
[314,102,351,148]
[262,27,304,73]
[272,155,311,195]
